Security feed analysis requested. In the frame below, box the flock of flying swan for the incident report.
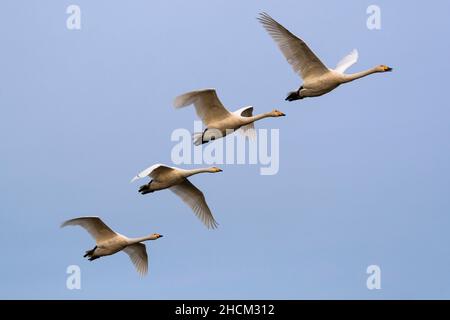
[62,13,392,276]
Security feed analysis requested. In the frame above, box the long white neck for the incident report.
[244,112,274,124]
[341,67,380,83]
[128,234,158,244]
[184,167,214,177]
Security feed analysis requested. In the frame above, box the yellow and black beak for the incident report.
[385,66,393,72]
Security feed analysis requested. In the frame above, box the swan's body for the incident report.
[174,89,285,145]
[131,164,222,229]
[61,217,162,276]
[258,13,393,101]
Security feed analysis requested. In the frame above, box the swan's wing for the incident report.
[131,164,175,182]
[124,243,148,276]
[170,179,218,229]
[173,89,232,126]
[233,106,256,138]
[335,49,359,74]
[233,106,254,118]
[258,12,329,81]
[61,217,117,243]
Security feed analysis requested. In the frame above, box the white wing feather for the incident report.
[233,106,254,118]
[335,49,359,74]
[131,164,174,182]
[170,179,218,229]
[124,243,148,276]
[61,217,118,243]
[233,106,256,138]
[258,12,329,80]
[173,89,231,126]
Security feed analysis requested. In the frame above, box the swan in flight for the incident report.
[131,164,222,229]
[258,12,393,101]
[61,216,163,276]
[174,88,285,145]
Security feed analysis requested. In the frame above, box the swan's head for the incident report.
[152,233,163,239]
[271,109,286,117]
[378,65,393,72]
[209,167,223,173]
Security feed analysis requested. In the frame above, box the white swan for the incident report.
[258,12,393,101]
[61,216,163,276]
[174,88,285,145]
[131,164,222,229]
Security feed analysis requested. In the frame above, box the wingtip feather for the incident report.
[130,176,139,183]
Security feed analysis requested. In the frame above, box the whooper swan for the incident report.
[258,12,393,101]
[61,216,163,276]
[131,164,221,229]
[174,88,285,145]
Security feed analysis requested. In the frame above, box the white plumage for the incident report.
[62,216,163,276]
[174,88,285,145]
[258,12,392,100]
[132,164,223,229]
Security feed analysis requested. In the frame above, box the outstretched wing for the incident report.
[61,217,117,243]
[258,12,329,80]
[174,89,232,126]
[170,179,219,229]
[124,243,148,276]
[131,164,175,182]
[335,49,359,74]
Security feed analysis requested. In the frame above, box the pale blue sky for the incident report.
[1,0,450,299]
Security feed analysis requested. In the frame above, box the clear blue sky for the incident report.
[1,0,450,299]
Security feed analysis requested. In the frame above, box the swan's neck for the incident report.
[245,112,273,124]
[184,168,213,177]
[128,235,158,244]
[341,67,379,83]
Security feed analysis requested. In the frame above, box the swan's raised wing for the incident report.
[174,89,232,126]
[124,243,148,276]
[258,12,329,81]
[233,106,256,138]
[170,179,218,229]
[131,164,175,182]
[61,217,117,243]
[233,106,254,118]
[335,49,359,74]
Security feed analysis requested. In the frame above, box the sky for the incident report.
[1,0,450,299]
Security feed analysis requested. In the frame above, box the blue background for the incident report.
[1,0,449,299]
